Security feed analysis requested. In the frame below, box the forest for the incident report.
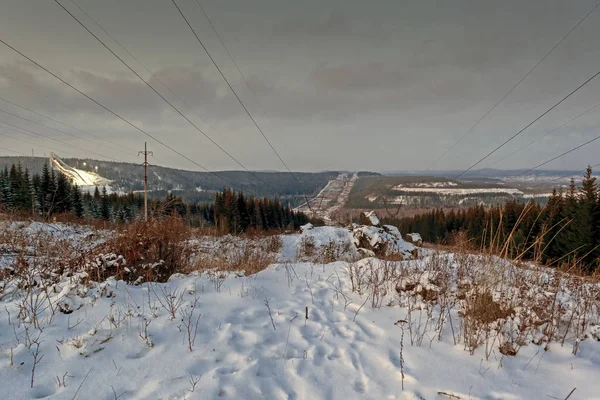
[0,156,339,206]
[0,162,312,233]
[397,167,600,273]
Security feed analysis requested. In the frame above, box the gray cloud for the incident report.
[0,0,600,173]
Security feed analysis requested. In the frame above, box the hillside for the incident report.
[346,175,550,209]
[0,157,340,205]
[0,220,598,399]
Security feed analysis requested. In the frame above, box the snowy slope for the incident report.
[0,259,598,399]
[0,223,599,400]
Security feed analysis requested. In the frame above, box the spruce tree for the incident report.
[101,187,111,221]
[72,185,85,218]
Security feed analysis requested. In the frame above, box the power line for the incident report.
[429,0,600,171]
[67,0,242,157]
[455,67,600,179]
[0,38,240,190]
[0,145,27,156]
[489,101,600,167]
[171,0,315,211]
[195,0,297,160]
[0,71,139,154]
[195,0,272,126]
[0,105,127,159]
[0,118,115,160]
[0,129,79,158]
[55,0,281,196]
[514,132,600,178]
[0,95,134,157]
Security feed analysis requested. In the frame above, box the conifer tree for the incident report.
[101,187,111,221]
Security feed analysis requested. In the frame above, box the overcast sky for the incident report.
[1,0,600,173]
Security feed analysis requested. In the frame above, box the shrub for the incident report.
[88,216,194,283]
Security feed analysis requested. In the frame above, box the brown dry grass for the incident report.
[88,216,195,283]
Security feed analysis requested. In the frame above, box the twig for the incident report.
[353,295,370,322]
[72,368,92,400]
[264,298,276,331]
[564,388,576,400]
[438,392,461,399]
[523,349,540,371]
[188,373,201,393]
[111,386,125,400]
[284,313,298,359]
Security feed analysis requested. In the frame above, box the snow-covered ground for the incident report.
[295,173,358,225]
[392,187,524,195]
[0,223,599,399]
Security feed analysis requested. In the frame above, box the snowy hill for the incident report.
[0,221,598,399]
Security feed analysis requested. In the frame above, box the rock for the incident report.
[357,248,376,258]
[350,224,415,258]
[405,233,423,246]
[300,223,314,232]
[359,211,381,227]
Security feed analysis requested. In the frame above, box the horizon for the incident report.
[0,154,597,177]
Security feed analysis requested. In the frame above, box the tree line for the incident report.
[396,167,600,273]
[0,162,313,232]
[195,189,311,233]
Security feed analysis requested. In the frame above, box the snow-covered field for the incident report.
[392,187,524,195]
[1,222,599,399]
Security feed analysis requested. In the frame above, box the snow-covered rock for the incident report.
[360,211,381,227]
[350,223,415,258]
[281,222,415,262]
[300,223,314,232]
[405,233,423,246]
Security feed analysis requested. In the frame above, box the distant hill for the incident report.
[347,175,554,209]
[0,156,340,205]
[382,168,583,179]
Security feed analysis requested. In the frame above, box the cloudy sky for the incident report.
[1,0,600,173]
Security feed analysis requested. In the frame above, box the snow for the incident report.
[405,233,422,245]
[522,193,553,199]
[392,187,524,195]
[280,224,415,263]
[69,167,108,187]
[280,226,359,262]
[295,173,358,225]
[300,223,314,232]
[1,223,599,399]
[351,225,415,258]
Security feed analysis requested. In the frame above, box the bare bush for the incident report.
[153,285,184,320]
[181,297,201,352]
[87,217,195,283]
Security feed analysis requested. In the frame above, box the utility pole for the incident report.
[138,142,153,221]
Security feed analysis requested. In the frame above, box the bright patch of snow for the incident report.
[300,223,314,232]
[392,187,524,195]
[406,233,423,245]
[1,255,598,399]
[1,222,599,400]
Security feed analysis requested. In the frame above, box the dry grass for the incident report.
[341,205,600,360]
[195,245,275,276]
[85,217,195,283]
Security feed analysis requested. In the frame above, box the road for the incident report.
[295,173,358,225]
